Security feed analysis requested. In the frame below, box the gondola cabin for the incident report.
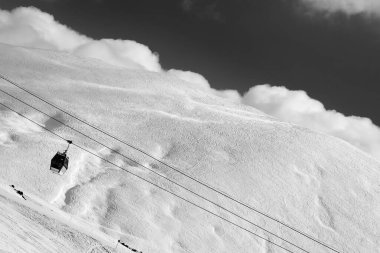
[50,151,69,175]
[50,140,72,175]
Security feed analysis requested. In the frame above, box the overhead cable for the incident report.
[0,86,310,253]
[0,101,296,253]
[0,73,340,253]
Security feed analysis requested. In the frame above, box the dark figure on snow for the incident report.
[10,185,26,200]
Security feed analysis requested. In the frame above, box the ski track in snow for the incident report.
[0,186,114,253]
[315,196,336,232]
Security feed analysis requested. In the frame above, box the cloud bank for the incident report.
[167,69,211,89]
[242,85,380,160]
[0,7,161,71]
[299,0,380,16]
[0,6,206,78]
[1,6,380,160]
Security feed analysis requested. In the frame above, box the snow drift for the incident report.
[0,43,379,253]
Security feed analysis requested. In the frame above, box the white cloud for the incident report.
[167,69,242,103]
[213,89,242,103]
[242,85,380,160]
[299,0,380,16]
[161,71,380,161]
[0,7,88,50]
[167,69,211,89]
[74,39,161,72]
[0,7,161,71]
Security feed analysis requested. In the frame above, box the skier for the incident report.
[10,185,26,200]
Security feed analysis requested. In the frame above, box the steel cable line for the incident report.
[0,101,296,253]
[0,73,340,253]
[0,86,310,253]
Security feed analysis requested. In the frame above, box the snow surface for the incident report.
[0,43,379,253]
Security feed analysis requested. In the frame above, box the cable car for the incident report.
[50,140,72,175]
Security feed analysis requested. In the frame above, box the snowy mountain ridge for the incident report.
[0,43,379,253]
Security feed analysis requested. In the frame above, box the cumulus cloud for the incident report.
[167,69,211,89]
[0,7,161,71]
[213,89,242,103]
[299,0,380,16]
[0,7,88,50]
[242,85,380,160]
[74,39,161,72]
[167,69,241,103]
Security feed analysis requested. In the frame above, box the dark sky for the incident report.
[2,0,380,124]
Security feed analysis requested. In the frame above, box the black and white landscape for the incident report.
[0,2,379,253]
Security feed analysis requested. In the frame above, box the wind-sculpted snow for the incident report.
[0,43,379,252]
[0,184,114,253]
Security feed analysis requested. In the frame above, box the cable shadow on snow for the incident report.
[44,112,66,131]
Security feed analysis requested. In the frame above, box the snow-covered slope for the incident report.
[0,43,379,253]
[0,183,116,253]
